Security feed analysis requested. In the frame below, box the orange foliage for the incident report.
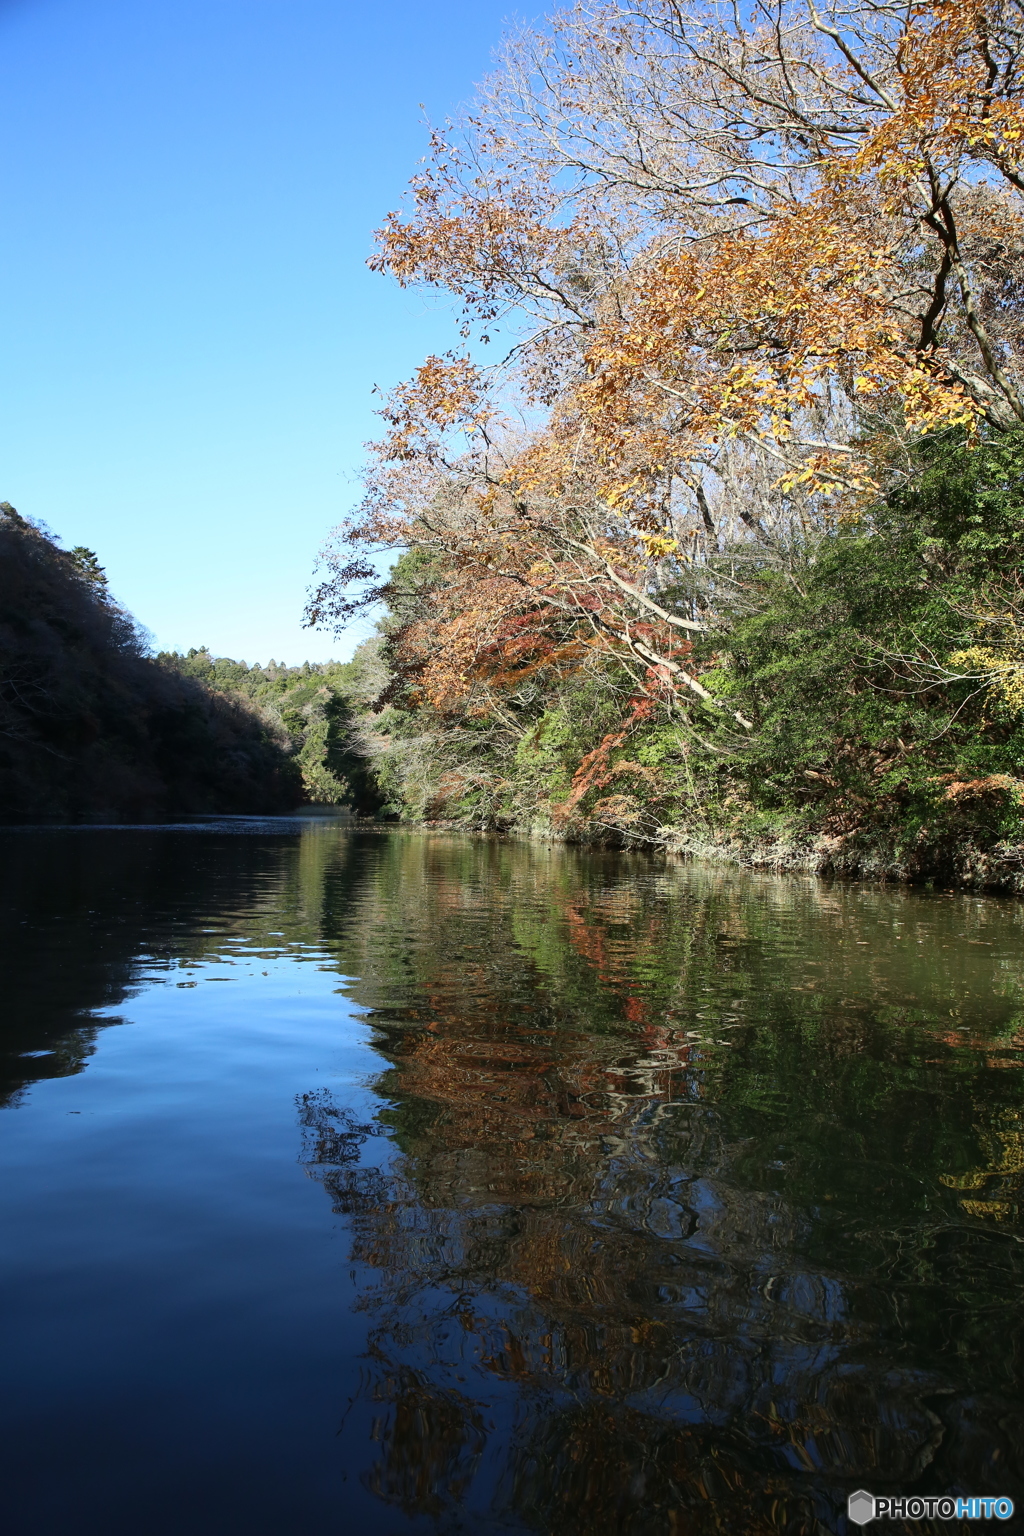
[311,0,1024,757]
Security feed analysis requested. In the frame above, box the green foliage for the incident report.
[341,431,1024,885]
[0,507,300,821]
[699,430,1024,866]
[157,645,385,814]
[67,547,109,589]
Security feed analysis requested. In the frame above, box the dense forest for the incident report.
[0,502,387,823]
[8,0,1024,890]
[0,505,300,821]
[156,645,383,814]
[298,0,1024,890]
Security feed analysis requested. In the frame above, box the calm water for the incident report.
[1,824,1023,1534]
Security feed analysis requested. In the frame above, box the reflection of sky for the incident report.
[0,947,401,1532]
[2,825,1024,1533]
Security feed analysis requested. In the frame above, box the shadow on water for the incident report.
[0,818,361,1108]
[2,824,1024,1533]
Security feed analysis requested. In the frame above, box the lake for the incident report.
[1,822,1022,1534]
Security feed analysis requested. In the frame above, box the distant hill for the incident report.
[156,646,386,816]
[0,504,301,821]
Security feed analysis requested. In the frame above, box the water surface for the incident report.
[1,825,1023,1533]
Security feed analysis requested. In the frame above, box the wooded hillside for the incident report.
[306,0,1024,888]
[157,647,384,814]
[0,506,300,821]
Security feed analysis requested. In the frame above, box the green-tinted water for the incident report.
[1,824,1022,1533]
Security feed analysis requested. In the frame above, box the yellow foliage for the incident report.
[949,645,1024,714]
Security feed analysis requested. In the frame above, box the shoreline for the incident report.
[359,816,1024,894]
[4,808,1023,893]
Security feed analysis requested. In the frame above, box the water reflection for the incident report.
[2,826,1024,1533]
[328,837,1024,1532]
[0,820,359,1107]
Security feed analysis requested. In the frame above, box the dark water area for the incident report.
[2,825,1023,1535]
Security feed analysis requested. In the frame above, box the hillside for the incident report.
[0,505,300,822]
[156,646,385,815]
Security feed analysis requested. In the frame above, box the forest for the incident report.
[297,0,1024,889]
[156,644,383,814]
[8,0,1024,891]
[0,505,300,821]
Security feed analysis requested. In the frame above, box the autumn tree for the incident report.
[371,0,1024,472]
[310,0,1024,824]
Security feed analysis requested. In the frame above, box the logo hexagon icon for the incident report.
[847,1490,876,1525]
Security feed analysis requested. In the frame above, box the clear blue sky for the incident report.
[0,0,537,663]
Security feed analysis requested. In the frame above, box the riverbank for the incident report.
[661,824,1024,893]
[320,433,1024,896]
[364,814,1024,893]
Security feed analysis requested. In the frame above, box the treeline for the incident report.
[352,433,1024,887]
[0,506,299,821]
[303,0,1024,888]
[156,646,384,813]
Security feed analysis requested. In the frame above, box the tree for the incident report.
[309,0,1024,818]
[372,0,1024,483]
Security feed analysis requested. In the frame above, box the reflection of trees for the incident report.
[297,839,1024,1533]
[299,1085,952,1532]
[0,823,365,1107]
[940,1112,1024,1223]
[6,824,1024,1529]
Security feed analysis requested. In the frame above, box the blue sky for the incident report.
[0,0,538,663]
